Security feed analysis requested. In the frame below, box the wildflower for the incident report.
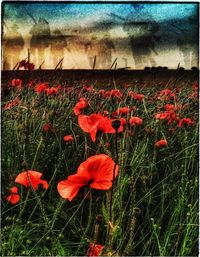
[157,89,176,101]
[155,112,171,120]
[11,79,22,88]
[57,154,118,201]
[42,123,53,132]
[78,113,124,142]
[115,107,130,115]
[73,98,88,115]
[15,170,49,190]
[10,186,18,193]
[155,139,168,148]
[98,89,105,97]
[46,87,59,96]
[164,104,176,111]
[6,186,20,205]
[63,135,74,142]
[83,85,94,92]
[87,243,104,256]
[178,118,193,128]
[155,111,179,125]
[35,82,48,94]
[128,91,144,101]
[104,89,123,99]
[129,117,143,126]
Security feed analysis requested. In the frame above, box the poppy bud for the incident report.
[96,214,103,224]
[112,119,121,130]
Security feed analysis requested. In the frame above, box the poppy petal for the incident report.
[57,180,81,201]
[38,179,49,190]
[89,128,98,142]
[68,174,89,186]
[10,186,18,193]
[90,181,112,190]
[77,154,118,182]
[7,193,20,204]
[15,170,42,187]
[15,170,47,190]
[78,115,99,133]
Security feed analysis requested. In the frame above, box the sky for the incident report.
[2,2,199,69]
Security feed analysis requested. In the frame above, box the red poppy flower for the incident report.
[177,118,193,128]
[7,194,20,204]
[87,243,104,256]
[6,186,20,204]
[157,89,176,100]
[155,112,171,120]
[78,113,125,142]
[57,154,118,201]
[83,85,94,92]
[120,118,127,126]
[112,107,130,117]
[98,89,105,96]
[63,135,74,142]
[128,91,144,101]
[35,82,49,94]
[155,139,168,148]
[15,170,49,190]
[11,79,22,88]
[129,117,143,126]
[73,98,88,115]
[116,107,130,115]
[104,89,123,99]
[10,186,18,193]
[155,111,179,125]
[164,104,176,111]
[42,123,53,132]
[46,87,59,96]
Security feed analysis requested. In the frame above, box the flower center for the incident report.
[88,178,94,185]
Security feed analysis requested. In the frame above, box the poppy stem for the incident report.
[17,188,31,221]
[89,224,99,257]
[108,128,118,242]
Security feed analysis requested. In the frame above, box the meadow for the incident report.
[1,72,199,256]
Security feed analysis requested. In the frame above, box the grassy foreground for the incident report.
[1,77,199,256]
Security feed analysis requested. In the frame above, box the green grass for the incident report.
[1,79,198,256]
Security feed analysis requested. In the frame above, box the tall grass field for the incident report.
[1,75,199,256]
